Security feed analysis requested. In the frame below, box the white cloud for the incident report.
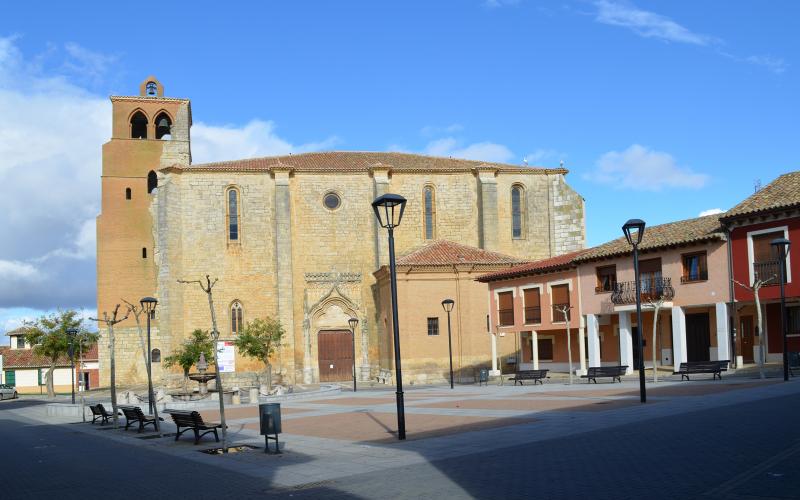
[191,120,340,164]
[524,149,564,166]
[0,260,44,281]
[484,0,520,7]
[699,208,724,217]
[594,1,715,46]
[584,144,709,191]
[423,137,514,163]
[743,55,787,75]
[420,124,463,137]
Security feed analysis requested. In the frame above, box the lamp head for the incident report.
[139,296,158,314]
[771,237,791,259]
[441,299,455,313]
[371,193,407,229]
[348,317,359,330]
[622,219,646,247]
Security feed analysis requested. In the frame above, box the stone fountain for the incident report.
[188,352,216,395]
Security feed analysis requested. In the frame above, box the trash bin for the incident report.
[259,403,281,453]
[478,368,489,386]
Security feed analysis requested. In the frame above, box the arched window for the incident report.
[511,185,525,239]
[155,112,172,140]
[423,186,436,239]
[227,188,240,241]
[231,301,243,335]
[130,111,148,139]
[151,348,161,363]
[147,171,158,194]
[125,187,132,200]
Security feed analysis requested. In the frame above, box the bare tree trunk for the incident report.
[652,305,661,383]
[109,320,118,427]
[754,290,766,379]
[47,364,55,398]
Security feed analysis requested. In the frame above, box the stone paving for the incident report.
[3,374,799,492]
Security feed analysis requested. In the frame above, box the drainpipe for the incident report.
[724,224,738,368]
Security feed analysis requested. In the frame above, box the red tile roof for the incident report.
[0,344,98,369]
[395,240,524,267]
[165,151,568,175]
[722,171,800,220]
[476,249,588,282]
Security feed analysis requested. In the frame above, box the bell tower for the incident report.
[96,76,191,384]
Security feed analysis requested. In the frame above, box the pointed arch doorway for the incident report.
[318,330,354,382]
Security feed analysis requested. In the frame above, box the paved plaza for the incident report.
[1,375,799,499]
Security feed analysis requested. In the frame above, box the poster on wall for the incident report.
[217,341,236,373]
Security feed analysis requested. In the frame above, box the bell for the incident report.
[157,118,170,129]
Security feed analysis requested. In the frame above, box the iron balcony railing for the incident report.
[753,260,782,284]
[611,277,675,305]
[499,309,515,326]
[524,306,541,324]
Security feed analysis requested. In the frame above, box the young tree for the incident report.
[24,310,98,398]
[164,329,215,391]
[89,305,128,427]
[733,276,775,379]
[121,299,150,370]
[234,317,286,393]
[555,305,573,385]
[645,297,666,383]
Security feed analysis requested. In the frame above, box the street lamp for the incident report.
[139,296,160,430]
[372,193,408,440]
[209,328,229,452]
[66,328,78,404]
[441,299,455,389]
[348,317,359,392]
[622,219,647,404]
[772,237,791,381]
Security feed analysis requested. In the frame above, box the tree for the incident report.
[164,329,215,391]
[24,310,98,398]
[89,305,128,427]
[645,297,666,383]
[555,305,573,385]
[733,275,775,379]
[234,317,285,393]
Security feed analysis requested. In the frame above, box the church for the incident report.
[96,77,586,388]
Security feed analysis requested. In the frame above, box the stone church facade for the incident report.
[96,77,586,388]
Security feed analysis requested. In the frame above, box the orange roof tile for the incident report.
[476,249,588,282]
[395,240,524,266]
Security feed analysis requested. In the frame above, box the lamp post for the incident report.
[623,219,647,404]
[372,193,408,440]
[772,237,791,382]
[441,299,455,389]
[66,328,78,404]
[349,317,359,392]
[139,297,160,431]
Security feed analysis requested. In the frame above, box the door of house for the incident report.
[686,313,711,362]
[537,338,554,361]
[318,330,353,382]
[740,316,754,363]
[4,370,15,386]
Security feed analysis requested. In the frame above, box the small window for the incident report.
[511,185,525,239]
[16,337,25,349]
[523,288,541,324]
[150,309,156,320]
[423,186,436,239]
[323,192,341,210]
[227,188,240,241]
[142,247,147,259]
[231,301,243,335]
[125,187,132,200]
[498,291,514,326]
[681,252,708,283]
[130,111,148,139]
[551,284,570,321]
[147,171,158,194]
[596,265,617,293]
[427,317,439,336]
[151,348,161,363]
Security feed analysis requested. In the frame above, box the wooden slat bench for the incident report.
[674,360,729,381]
[119,405,160,433]
[580,366,627,383]
[166,410,223,445]
[89,404,119,425]
[509,369,549,386]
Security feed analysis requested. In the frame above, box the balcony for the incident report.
[754,260,782,284]
[611,277,675,305]
[524,306,541,324]
[498,309,515,326]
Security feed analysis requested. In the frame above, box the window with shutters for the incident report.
[523,288,541,324]
[498,291,515,326]
[551,284,570,322]
[681,252,708,283]
[751,229,786,284]
[596,265,616,293]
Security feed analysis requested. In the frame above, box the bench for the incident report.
[119,405,161,433]
[166,410,223,445]
[789,352,800,377]
[674,360,729,381]
[580,366,628,383]
[509,369,549,386]
[89,404,119,425]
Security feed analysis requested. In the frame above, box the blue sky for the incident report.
[0,0,797,335]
